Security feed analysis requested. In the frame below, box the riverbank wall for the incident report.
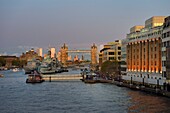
[112,80,170,98]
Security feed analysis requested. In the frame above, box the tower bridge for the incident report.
[58,43,98,70]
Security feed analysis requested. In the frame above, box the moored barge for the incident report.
[26,74,44,83]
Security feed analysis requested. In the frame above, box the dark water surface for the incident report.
[0,70,170,113]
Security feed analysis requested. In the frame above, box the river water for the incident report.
[0,70,170,113]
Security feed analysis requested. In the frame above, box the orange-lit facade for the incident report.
[91,43,98,65]
[36,48,43,57]
[123,16,167,86]
[60,43,68,66]
[50,47,56,58]
[127,37,162,73]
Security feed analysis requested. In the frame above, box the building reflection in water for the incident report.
[128,91,170,113]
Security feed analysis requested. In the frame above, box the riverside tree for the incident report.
[0,57,6,67]
[101,60,120,78]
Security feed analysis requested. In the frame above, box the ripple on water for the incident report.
[0,71,170,113]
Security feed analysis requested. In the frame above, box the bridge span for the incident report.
[67,50,91,53]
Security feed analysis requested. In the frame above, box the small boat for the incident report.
[0,74,4,78]
[83,71,98,83]
[12,68,19,72]
[26,74,44,83]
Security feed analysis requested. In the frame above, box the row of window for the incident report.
[132,47,157,53]
[108,57,121,60]
[163,41,170,47]
[128,53,157,59]
[108,52,121,55]
[162,31,170,38]
[129,31,162,40]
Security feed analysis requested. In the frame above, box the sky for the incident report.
[0,0,170,56]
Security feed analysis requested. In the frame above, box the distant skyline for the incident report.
[0,0,170,56]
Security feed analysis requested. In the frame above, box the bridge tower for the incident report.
[60,43,68,67]
[91,43,98,65]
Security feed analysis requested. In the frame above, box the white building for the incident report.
[50,47,56,58]
[121,38,129,76]
[162,16,170,83]
[36,48,43,57]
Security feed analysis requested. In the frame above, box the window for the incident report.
[118,47,121,50]
[118,57,121,60]
[164,61,166,66]
[168,41,170,46]
[109,57,114,60]
[118,52,121,55]
[109,52,114,55]
[163,72,167,77]
[164,42,166,47]
[167,31,170,37]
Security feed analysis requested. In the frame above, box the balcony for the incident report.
[162,47,166,51]
[162,56,166,61]
[162,66,166,71]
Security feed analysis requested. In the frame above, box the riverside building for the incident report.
[36,48,43,57]
[121,38,129,76]
[123,16,166,87]
[162,16,170,84]
[99,40,122,69]
[50,47,56,58]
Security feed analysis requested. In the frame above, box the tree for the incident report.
[12,59,20,67]
[12,59,27,67]
[0,57,6,66]
[19,60,27,67]
[101,60,120,78]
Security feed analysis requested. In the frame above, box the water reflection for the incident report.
[128,91,170,113]
[1,70,170,113]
